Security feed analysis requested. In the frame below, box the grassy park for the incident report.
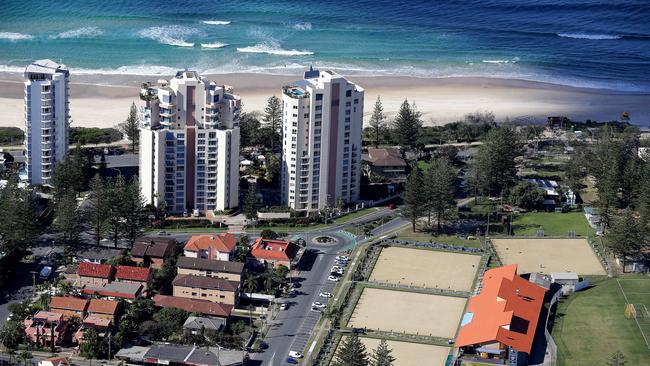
[505,212,595,237]
[552,276,650,366]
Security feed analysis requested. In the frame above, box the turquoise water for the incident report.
[1,0,649,91]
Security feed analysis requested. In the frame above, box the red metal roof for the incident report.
[152,295,233,318]
[455,264,546,354]
[250,237,299,262]
[77,262,114,279]
[115,265,151,282]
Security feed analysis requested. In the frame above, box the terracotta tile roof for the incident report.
[87,299,119,316]
[49,296,89,312]
[177,256,244,274]
[115,265,151,282]
[250,237,299,262]
[455,264,546,354]
[172,274,239,292]
[132,237,176,258]
[184,234,237,253]
[82,315,113,328]
[153,295,233,318]
[82,282,142,300]
[42,357,71,366]
[367,148,407,167]
[77,262,114,279]
[33,311,64,322]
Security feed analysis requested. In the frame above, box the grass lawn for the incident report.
[394,228,482,248]
[146,226,229,233]
[507,212,595,237]
[332,207,380,224]
[552,276,650,366]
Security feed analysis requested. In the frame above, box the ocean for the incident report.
[1,0,649,92]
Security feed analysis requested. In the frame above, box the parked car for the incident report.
[388,203,396,209]
[288,351,303,359]
[157,230,170,236]
[328,275,340,282]
[286,357,298,364]
[39,266,53,280]
[312,302,326,309]
[320,291,332,298]
[280,303,288,310]
[336,255,349,261]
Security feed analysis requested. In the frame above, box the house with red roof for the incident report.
[455,264,546,364]
[76,262,115,287]
[87,298,121,322]
[24,311,68,347]
[249,237,300,269]
[153,295,233,320]
[183,234,238,261]
[74,315,113,344]
[115,265,153,293]
[38,357,71,366]
[132,236,177,269]
[49,296,89,319]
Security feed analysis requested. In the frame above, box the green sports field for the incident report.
[552,276,650,366]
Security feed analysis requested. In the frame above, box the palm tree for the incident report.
[263,272,275,293]
[243,273,257,297]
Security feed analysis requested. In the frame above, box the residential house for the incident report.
[152,295,233,320]
[250,237,300,269]
[455,264,546,365]
[131,237,177,269]
[38,357,71,366]
[363,148,407,182]
[115,343,245,366]
[183,316,226,334]
[76,262,114,287]
[177,256,244,282]
[172,274,239,306]
[74,315,113,344]
[49,296,88,319]
[183,234,237,261]
[87,299,120,322]
[82,282,142,301]
[24,311,67,347]
[73,246,123,264]
[115,265,153,293]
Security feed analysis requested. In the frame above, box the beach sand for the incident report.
[1,72,649,129]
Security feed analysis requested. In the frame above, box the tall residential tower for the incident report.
[139,71,240,215]
[280,69,364,212]
[24,59,70,185]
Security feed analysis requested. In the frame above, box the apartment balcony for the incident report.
[159,110,176,117]
[159,101,176,109]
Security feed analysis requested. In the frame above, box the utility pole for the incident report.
[30,271,37,289]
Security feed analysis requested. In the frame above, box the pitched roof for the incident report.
[172,274,239,292]
[131,237,176,258]
[40,357,71,366]
[115,266,151,282]
[82,282,142,300]
[74,246,123,262]
[49,296,89,312]
[82,315,112,328]
[177,256,244,274]
[366,148,407,167]
[251,237,299,262]
[77,262,114,279]
[87,299,119,315]
[33,311,64,322]
[183,316,226,331]
[184,233,237,253]
[153,295,233,318]
[455,264,546,354]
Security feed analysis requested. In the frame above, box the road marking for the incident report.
[308,340,317,353]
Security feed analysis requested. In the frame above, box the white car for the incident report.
[312,301,326,308]
[328,275,340,282]
[320,291,332,298]
[280,303,288,310]
[288,351,303,359]
[336,255,349,261]
[331,266,342,271]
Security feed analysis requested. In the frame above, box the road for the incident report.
[249,231,352,366]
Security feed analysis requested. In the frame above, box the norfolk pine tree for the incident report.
[85,174,109,245]
[403,167,425,231]
[371,339,395,366]
[392,99,422,153]
[369,96,386,148]
[120,102,140,153]
[243,183,258,221]
[263,95,282,152]
[332,333,369,366]
[425,156,456,232]
[54,192,83,245]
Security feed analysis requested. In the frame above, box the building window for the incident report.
[346,90,352,97]
[315,93,323,101]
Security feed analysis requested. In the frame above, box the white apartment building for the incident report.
[280,68,364,212]
[139,70,240,215]
[24,60,70,185]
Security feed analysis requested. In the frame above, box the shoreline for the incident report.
[1,72,649,129]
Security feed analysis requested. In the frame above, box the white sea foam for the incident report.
[138,26,201,47]
[292,22,312,31]
[0,32,34,41]
[202,20,231,25]
[201,42,228,49]
[236,43,314,56]
[50,26,103,39]
[557,33,621,40]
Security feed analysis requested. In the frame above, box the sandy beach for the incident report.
[1,72,649,129]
